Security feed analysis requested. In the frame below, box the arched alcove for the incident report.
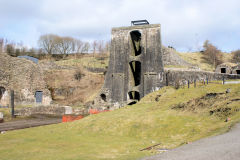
[129,61,141,86]
[0,87,6,101]
[130,30,142,56]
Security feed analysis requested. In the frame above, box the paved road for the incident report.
[0,115,62,132]
[141,123,240,160]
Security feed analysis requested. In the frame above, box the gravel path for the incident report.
[0,115,62,132]
[141,123,240,160]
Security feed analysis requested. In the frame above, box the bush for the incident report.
[74,71,85,81]
[202,40,223,68]
[231,50,240,63]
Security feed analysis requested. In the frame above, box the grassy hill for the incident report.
[0,83,240,160]
[178,52,233,71]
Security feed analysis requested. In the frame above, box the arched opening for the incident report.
[128,91,140,105]
[128,91,140,101]
[236,70,240,75]
[221,68,226,73]
[100,93,107,102]
[0,87,6,101]
[129,61,141,86]
[130,30,142,56]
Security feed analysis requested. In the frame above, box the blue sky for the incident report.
[0,0,240,52]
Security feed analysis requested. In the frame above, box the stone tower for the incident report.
[95,24,165,109]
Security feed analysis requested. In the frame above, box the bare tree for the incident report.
[203,40,223,68]
[38,34,59,54]
[231,50,240,63]
[74,39,84,54]
[104,41,111,54]
[0,38,4,53]
[97,40,104,54]
[55,36,75,54]
[82,42,90,53]
[92,40,97,55]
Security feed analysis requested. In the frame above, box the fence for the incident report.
[168,76,240,89]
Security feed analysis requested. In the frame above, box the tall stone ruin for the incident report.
[95,24,165,109]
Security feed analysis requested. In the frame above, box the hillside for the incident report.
[177,52,233,71]
[39,55,107,106]
[0,83,240,160]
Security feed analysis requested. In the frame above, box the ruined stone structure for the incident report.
[0,53,51,106]
[95,24,165,109]
[232,64,240,75]
[215,62,240,75]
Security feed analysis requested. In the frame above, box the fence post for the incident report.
[222,76,225,85]
[188,80,190,88]
[194,79,196,88]
[166,73,168,86]
[10,90,15,118]
[207,77,208,85]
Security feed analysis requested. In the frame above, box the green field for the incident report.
[0,83,240,160]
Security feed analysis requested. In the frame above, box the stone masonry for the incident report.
[94,24,165,109]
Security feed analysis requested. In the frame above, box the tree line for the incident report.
[0,34,110,58]
[38,34,109,55]
[0,36,239,66]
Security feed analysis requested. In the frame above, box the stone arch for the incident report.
[100,93,107,102]
[129,61,141,86]
[130,30,142,56]
[128,91,140,105]
[0,86,6,101]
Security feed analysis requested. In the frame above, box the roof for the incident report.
[18,56,38,64]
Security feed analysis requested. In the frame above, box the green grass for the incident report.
[55,56,109,69]
[0,83,240,160]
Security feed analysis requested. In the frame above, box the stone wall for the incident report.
[165,68,240,86]
[232,65,240,74]
[15,106,87,116]
[215,63,237,74]
[0,53,51,106]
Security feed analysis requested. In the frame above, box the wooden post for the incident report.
[166,73,168,86]
[10,90,15,118]
[194,79,196,88]
[207,77,208,84]
[223,76,225,85]
[188,80,190,88]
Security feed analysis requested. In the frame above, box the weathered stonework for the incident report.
[165,68,240,86]
[0,53,51,106]
[232,64,240,75]
[215,63,237,74]
[94,24,164,109]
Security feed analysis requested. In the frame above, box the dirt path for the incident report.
[141,123,240,160]
[0,115,62,132]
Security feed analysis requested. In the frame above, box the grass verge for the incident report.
[0,83,240,160]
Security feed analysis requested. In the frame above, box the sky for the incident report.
[0,0,240,52]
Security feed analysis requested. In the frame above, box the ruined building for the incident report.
[0,53,51,106]
[95,24,165,109]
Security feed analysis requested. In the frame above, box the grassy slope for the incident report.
[0,83,240,160]
[178,52,232,71]
[55,55,109,69]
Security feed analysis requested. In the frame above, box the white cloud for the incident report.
[0,0,239,51]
